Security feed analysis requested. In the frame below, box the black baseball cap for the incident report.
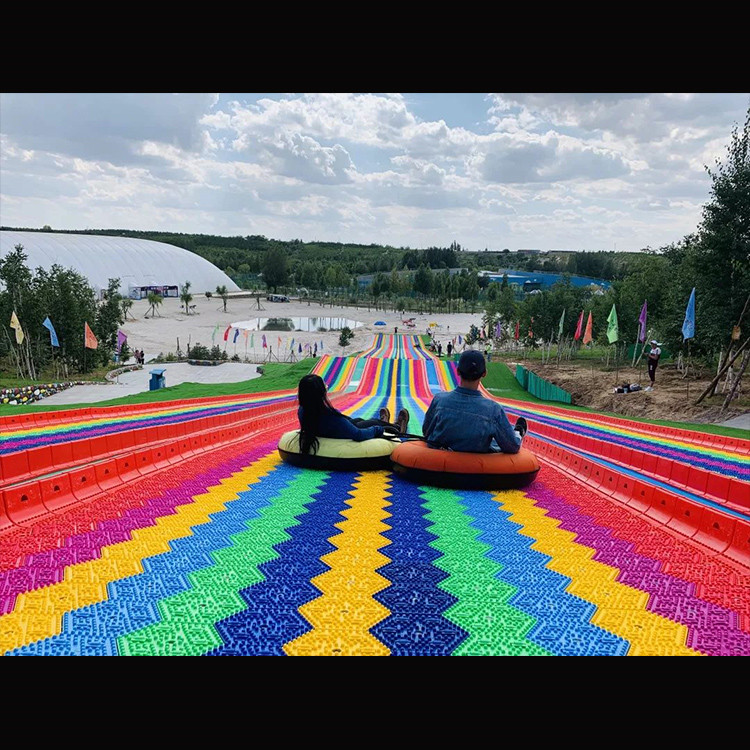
[457,349,486,380]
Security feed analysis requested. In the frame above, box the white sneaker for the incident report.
[644,386,653,391]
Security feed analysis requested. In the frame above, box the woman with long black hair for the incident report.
[297,374,409,455]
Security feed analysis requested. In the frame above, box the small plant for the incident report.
[231,354,241,362]
[209,345,228,361]
[205,291,213,299]
[339,326,354,353]
[189,343,212,360]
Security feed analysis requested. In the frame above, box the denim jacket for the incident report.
[298,407,384,441]
[422,387,521,453]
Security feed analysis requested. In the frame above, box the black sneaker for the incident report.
[514,417,528,438]
[396,408,410,434]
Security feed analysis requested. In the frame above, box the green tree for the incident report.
[95,278,125,365]
[413,264,432,296]
[339,326,354,354]
[263,245,289,292]
[145,292,163,318]
[180,280,193,315]
[121,297,135,320]
[216,284,229,312]
[692,107,750,353]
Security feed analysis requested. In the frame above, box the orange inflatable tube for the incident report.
[391,441,540,490]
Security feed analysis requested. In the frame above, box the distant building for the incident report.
[516,248,542,255]
[0,231,238,297]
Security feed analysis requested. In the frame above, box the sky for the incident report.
[1,92,748,252]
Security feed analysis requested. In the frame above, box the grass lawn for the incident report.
[0,359,315,414]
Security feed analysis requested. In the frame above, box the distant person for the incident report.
[446,341,453,357]
[296,374,410,453]
[314,343,318,357]
[645,340,662,391]
[437,342,442,357]
[394,326,398,334]
[484,344,492,363]
[422,350,525,454]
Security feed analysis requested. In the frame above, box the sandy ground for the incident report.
[31,362,261,406]
[517,359,749,426]
[120,295,481,364]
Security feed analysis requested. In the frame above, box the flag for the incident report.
[638,301,648,343]
[528,317,534,339]
[514,321,520,341]
[211,324,220,344]
[558,309,566,341]
[250,334,255,348]
[458,335,463,345]
[574,311,584,341]
[494,321,502,338]
[116,329,127,353]
[320,339,323,351]
[10,311,24,345]
[277,336,282,350]
[298,343,302,353]
[43,317,60,347]
[682,287,696,341]
[84,322,98,349]
[606,304,619,344]
[233,328,240,344]
[223,325,231,342]
[262,334,267,349]
[583,312,593,345]
[243,330,248,341]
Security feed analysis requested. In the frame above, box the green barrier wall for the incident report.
[515,365,572,404]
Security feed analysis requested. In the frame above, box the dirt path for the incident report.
[507,358,749,426]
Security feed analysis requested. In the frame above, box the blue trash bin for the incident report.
[149,368,166,391]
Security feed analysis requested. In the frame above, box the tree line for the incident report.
[0,247,125,377]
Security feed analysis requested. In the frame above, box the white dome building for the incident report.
[0,231,240,298]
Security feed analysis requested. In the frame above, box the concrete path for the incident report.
[32,363,261,406]
[718,413,750,431]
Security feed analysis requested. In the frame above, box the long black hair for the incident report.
[297,374,339,454]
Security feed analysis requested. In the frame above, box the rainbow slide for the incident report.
[0,334,748,656]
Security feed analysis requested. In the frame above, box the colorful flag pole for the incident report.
[84,322,98,349]
[606,305,619,344]
[574,311,584,341]
[557,309,566,342]
[682,288,696,341]
[634,300,648,365]
[10,311,24,345]
[43,317,60,347]
[682,287,696,385]
[582,311,593,345]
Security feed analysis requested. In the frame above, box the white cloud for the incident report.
[1,92,748,250]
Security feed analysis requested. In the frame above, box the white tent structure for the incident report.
[0,231,240,297]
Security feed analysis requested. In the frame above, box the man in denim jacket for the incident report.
[422,350,525,453]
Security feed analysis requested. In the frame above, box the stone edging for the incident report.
[106,364,143,381]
